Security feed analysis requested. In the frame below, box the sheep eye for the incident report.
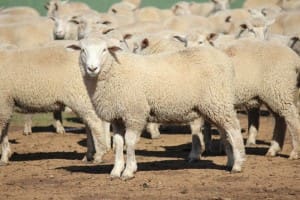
[103,49,107,52]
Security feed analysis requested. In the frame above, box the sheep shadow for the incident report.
[10,151,85,162]
[57,159,227,175]
[65,117,83,124]
[30,126,85,134]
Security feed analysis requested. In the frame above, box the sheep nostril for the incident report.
[88,67,97,72]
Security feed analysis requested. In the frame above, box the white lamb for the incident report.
[66,36,246,180]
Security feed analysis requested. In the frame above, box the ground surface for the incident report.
[0,112,299,200]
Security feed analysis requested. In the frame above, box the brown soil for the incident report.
[1,113,299,200]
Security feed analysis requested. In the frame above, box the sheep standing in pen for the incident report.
[67,36,246,180]
[187,38,300,161]
[0,43,109,165]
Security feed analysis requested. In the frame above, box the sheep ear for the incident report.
[66,44,81,51]
[108,46,122,63]
[49,16,56,21]
[173,35,187,47]
[240,24,248,30]
[44,2,49,10]
[101,21,112,25]
[111,8,117,13]
[69,17,80,24]
[291,36,299,42]
[207,33,218,41]
[54,3,59,11]
[123,34,132,40]
[140,38,149,50]
[102,28,114,35]
[108,46,122,54]
[225,15,232,23]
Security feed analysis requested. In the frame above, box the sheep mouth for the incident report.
[87,69,100,77]
[54,35,65,40]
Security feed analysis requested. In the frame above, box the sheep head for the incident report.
[66,37,122,78]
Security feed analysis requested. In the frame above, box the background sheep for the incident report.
[0,43,109,165]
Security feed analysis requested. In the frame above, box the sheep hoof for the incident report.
[151,135,160,139]
[245,141,256,147]
[56,127,66,134]
[23,132,31,136]
[187,157,200,163]
[110,175,121,180]
[230,165,242,173]
[81,155,94,163]
[0,161,9,166]
[288,151,299,160]
[265,150,277,157]
[92,159,103,164]
[121,174,135,181]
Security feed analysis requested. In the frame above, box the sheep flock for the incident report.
[0,0,300,182]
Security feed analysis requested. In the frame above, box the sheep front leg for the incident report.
[121,129,140,180]
[0,123,11,166]
[82,126,95,162]
[53,111,65,134]
[221,117,246,173]
[188,118,205,162]
[266,114,286,157]
[110,133,125,179]
[23,114,32,136]
[246,107,260,146]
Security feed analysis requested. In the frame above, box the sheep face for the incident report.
[211,0,230,11]
[80,40,110,77]
[51,15,78,40]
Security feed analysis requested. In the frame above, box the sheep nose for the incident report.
[55,31,64,36]
[88,66,97,72]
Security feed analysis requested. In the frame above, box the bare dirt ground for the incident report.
[1,112,299,200]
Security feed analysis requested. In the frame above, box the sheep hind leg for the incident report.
[146,123,160,139]
[283,106,300,160]
[23,114,32,136]
[0,122,11,166]
[103,121,112,151]
[266,114,286,157]
[246,107,260,146]
[207,111,245,172]
[223,122,246,173]
[188,117,205,162]
[53,111,65,134]
[82,126,95,162]
[121,128,141,180]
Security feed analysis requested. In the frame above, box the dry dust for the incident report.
[0,113,299,200]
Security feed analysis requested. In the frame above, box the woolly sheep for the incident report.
[45,0,91,18]
[270,11,300,36]
[0,43,110,165]
[0,18,54,48]
[243,0,279,9]
[0,6,40,17]
[189,38,300,161]
[171,0,230,17]
[67,36,246,180]
[163,15,216,33]
[134,7,173,23]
